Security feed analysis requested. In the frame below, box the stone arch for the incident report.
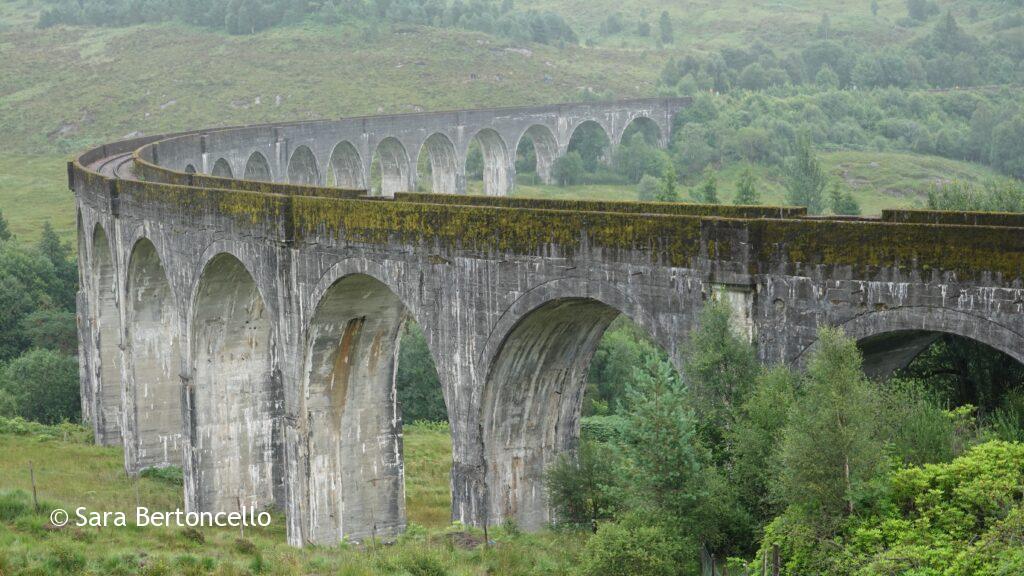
[125,237,182,471]
[468,128,513,197]
[184,164,197,174]
[243,151,272,182]
[798,307,1024,378]
[416,132,460,194]
[618,115,663,146]
[301,272,428,544]
[91,223,122,446]
[327,141,366,189]
[371,137,411,196]
[288,145,320,185]
[514,125,559,185]
[211,158,233,178]
[479,280,666,529]
[190,252,283,513]
[566,120,612,171]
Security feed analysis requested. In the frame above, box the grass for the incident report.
[0,420,587,575]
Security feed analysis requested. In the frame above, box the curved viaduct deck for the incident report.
[71,98,1024,547]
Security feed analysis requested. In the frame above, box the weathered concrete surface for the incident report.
[72,99,1024,548]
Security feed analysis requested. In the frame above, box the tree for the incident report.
[729,368,797,524]
[697,168,719,204]
[552,151,585,186]
[681,299,760,451]
[817,13,831,40]
[830,182,861,215]
[0,210,10,241]
[658,11,673,44]
[738,62,768,91]
[1,348,80,424]
[733,167,760,205]
[636,174,662,202]
[783,134,828,214]
[395,322,446,423]
[20,310,77,355]
[655,167,678,202]
[871,0,879,17]
[544,439,621,529]
[0,241,61,361]
[37,222,76,311]
[906,0,937,22]
[815,64,839,88]
[776,327,887,526]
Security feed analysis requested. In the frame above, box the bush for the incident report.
[1,349,80,424]
[545,439,621,528]
[580,415,628,443]
[577,512,696,576]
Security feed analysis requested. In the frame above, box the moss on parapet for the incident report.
[393,193,805,219]
[71,159,1024,282]
[293,196,717,268]
[883,209,1024,228]
[752,218,1024,280]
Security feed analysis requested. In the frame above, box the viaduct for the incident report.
[71,97,1024,547]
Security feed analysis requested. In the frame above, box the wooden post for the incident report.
[772,544,780,576]
[29,461,39,512]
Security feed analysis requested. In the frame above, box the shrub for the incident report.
[0,349,80,424]
[577,512,696,576]
[545,439,621,528]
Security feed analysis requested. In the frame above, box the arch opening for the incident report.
[619,116,662,147]
[466,129,512,197]
[566,120,612,173]
[288,145,320,185]
[184,164,197,174]
[515,125,558,187]
[860,330,1024,415]
[191,253,282,513]
[481,298,670,529]
[415,133,460,194]
[211,158,233,178]
[243,151,272,182]
[327,141,366,189]
[370,137,411,197]
[92,225,123,446]
[126,239,182,470]
[302,274,448,544]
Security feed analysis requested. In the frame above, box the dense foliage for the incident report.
[0,216,80,424]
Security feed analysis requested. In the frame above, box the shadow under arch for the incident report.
[467,128,512,197]
[566,119,612,172]
[371,137,412,196]
[125,237,183,471]
[797,307,1024,379]
[618,115,662,146]
[514,124,558,186]
[416,132,460,194]
[479,281,666,530]
[244,151,272,182]
[91,223,123,446]
[327,140,366,189]
[288,145,320,185]
[300,269,448,544]
[189,252,283,513]
[211,157,233,178]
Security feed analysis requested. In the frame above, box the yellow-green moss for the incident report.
[394,192,805,219]
[883,209,1024,228]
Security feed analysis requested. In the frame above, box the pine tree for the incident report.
[658,11,673,44]
[655,166,679,202]
[698,168,719,204]
[784,134,828,214]
[0,210,10,241]
[817,13,831,40]
[734,167,760,205]
[871,0,879,17]
[830,182,861,216]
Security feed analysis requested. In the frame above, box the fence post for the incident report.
[772,544,780,576]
